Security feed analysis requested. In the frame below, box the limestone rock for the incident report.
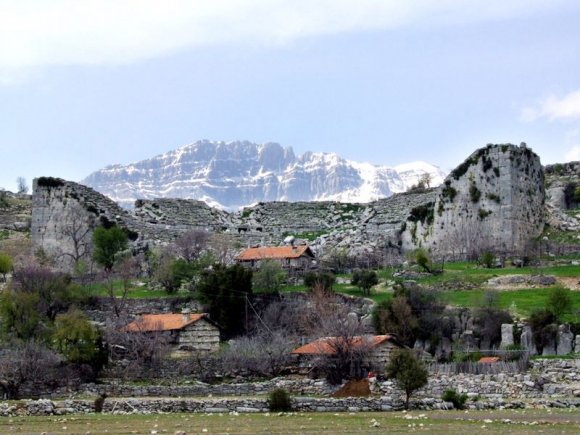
[557,325,574,355]
[500,324,514,348]
[520,325,537,355]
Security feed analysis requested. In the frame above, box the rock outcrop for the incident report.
[401,144,545,257]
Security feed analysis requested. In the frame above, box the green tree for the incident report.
[351,269,379,296]
[52,308,104,365]
[386,349,429,409]
[253,260,287,293]
[197,264,253,338]
[547,287,572,322]
[92,225,128,271]
[0,290,42,341]
[0,251,12,281]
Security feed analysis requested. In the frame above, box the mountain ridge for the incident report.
[82,140,447,209]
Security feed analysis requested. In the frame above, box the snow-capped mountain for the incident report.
[82,140,446,209]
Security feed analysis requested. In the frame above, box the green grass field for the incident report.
[80,260,580,320]
[278,261,580,320]
[1,409,578,434]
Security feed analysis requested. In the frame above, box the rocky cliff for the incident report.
[401,144,545,257]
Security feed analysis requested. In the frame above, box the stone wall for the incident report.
[1,395,578,417]
[3,359,579,416]
[176,319,220,354]
[37,359,580,402]
[82,297,200,323]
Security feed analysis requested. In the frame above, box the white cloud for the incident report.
[565,145,580,161]
[0,0,569,79]
[521,89,580,122]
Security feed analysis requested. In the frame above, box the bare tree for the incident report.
[58,205,93,271]
[174,230,210,263]
[302,285,374,383]
[208,233,239,265]
[220,332,294,377]
[104,317,169,379]
[0,342,62,399]
[16,177,28,195]
[103,254,141,318]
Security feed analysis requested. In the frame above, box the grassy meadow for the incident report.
[1,409,579,434]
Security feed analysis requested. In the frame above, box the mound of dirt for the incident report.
[332,379,371,398]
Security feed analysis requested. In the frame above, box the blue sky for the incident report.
[1,0,580,192]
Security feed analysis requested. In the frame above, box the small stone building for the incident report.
[291,334,404,373]
[123,313,220,357]
[235,245,315,271]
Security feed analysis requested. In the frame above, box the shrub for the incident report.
[36,177,64,188]
[547,287,572,322]
[442,389,468,409]
[479,251,494,268]
[267,388,292,412]
[469,183,481,203]
[486,193,500,203]
[408,202,435,225]
[414,249,432,273]
[303,271,335,293]
[441,184,457,202]
[0,251,12,280]
[478,208,492,219]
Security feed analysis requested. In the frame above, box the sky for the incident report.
[1,0,580,192]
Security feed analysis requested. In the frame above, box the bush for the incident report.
[267,388,292,412]
[469,182,481,203]
[0,251,12,280]
[303,271,335,292]
[547,287,572,322]
[442,389,468,409]
[478,251,494,268]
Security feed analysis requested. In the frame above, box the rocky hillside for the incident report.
[543,161,580,244]
[30,144,579,270]
[82,140,446,209]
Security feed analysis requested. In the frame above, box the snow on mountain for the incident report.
[82,140,446,209]
[394,161,447,190]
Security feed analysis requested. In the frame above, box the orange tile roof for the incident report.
[235,245,314,261]
[123,313,208,332]
[292,335,399,355]
[478,356,500,363]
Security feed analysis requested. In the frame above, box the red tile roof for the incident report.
[235,245,314,261]
[292,335,400,355]
[122,313,208,332]
[478,356,500,363]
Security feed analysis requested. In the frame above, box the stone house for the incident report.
[291,334,405,373]
[122,313,220,357]
[235,245,315,271]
